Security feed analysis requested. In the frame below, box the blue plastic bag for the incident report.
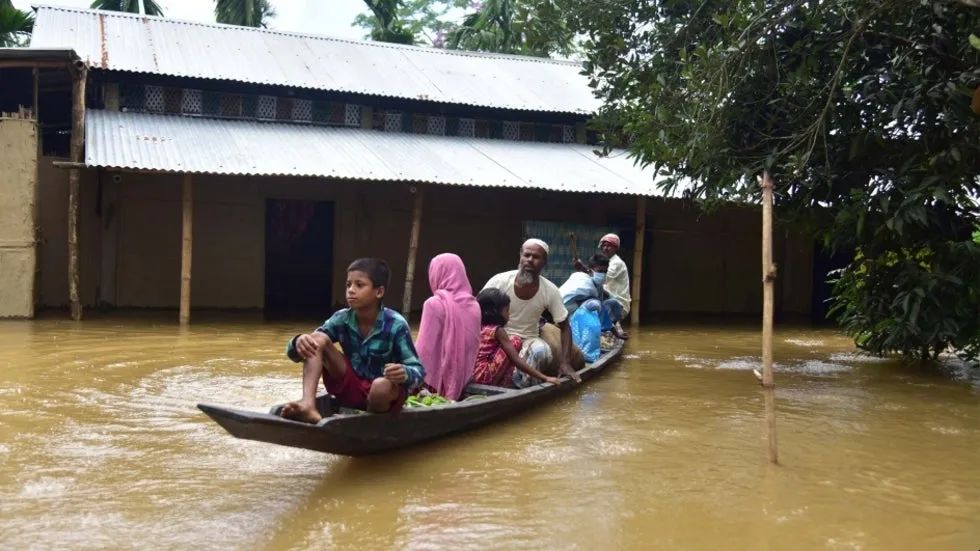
[570,299,602,363]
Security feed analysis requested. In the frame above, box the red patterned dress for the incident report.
[471,325,523,387]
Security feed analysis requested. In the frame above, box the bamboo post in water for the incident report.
[401,186,424,319]
[759,171,779,465]
[67,62,87,321]
[179,174,193,326]
[630,197,647,326]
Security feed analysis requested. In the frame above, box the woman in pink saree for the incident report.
[415,253,481,401]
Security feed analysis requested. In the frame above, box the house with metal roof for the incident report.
[0,5,820,322]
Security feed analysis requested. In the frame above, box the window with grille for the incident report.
[257,95,277,120]
[384,111,402,132]
[144,85,164,113]
[292,98,312,122]
[182,89,202,115]
[427,115,446,135]
[458,118,475,138]
[344,104,361,127]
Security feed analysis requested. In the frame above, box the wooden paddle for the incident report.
[569,232,588,272]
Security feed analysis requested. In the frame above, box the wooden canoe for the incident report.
[197,338,624,456]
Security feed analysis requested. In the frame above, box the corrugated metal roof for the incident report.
[31,5,601,115]
[85,110,677,197]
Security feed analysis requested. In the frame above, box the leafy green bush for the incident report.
[829,243,979,363]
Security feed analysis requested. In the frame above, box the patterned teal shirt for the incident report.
[287,307,425,390]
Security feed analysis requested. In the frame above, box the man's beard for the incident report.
[515,267,537,286]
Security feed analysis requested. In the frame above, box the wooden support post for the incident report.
[759,171,779,465]
[401,186,424,319]
[630,196,647,326]
[179,174,193,326]
[67,63,87,321]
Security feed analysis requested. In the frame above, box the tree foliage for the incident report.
[215,0,275,28]
[0,0,33,47]
[571,0,980,362]
[354,0,575,56]
[89,0,164,16]
[354,0,467,45]
[445,0,576,57]
[360,0,416,44]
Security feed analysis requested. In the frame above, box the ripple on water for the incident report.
[18,476,74,499]
[673,354,707,368]
[784,338,826,347]
[927,425,963,436]
[693,355,854,376]
[828,352,890,363]
[791,360,854,375]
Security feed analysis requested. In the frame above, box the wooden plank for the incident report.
[759,171,778,465]
[51,161,87,169]
[179,174,193,326]
[67,65,87,321]
[630,196,646,325]
[401,186,424,318]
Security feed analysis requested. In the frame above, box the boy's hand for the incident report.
[383,363,407,384]
[544,376,561,385]
[296,332,330,360]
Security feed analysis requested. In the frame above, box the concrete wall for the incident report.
[0,118,38,317]
[33,168,814,317]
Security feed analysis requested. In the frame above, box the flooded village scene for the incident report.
[0,1,977,549]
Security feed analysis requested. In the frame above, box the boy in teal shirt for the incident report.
[281,258,424,423]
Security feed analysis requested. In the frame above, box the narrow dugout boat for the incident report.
[197,339,624,456]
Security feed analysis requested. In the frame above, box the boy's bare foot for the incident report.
[280,401,322,424]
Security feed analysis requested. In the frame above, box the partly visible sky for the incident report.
[13,0,373,40]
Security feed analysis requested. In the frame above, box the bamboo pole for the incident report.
[629,196,647,326]
[401,186,424,319]
[179,174,193,326]
[67,63,87,321]
[759,171,779,465]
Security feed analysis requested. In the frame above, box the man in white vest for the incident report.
[483,239,580,387]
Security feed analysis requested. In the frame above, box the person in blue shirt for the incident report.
[281,258,424,423]
[559,254,609,316]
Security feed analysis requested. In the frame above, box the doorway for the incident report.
[264,199,334,319]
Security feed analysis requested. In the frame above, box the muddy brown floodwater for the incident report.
[0,313,977,550]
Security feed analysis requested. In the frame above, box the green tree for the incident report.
[0,0,33,47]
[445,0,576,57]
[354,0,467,45]
[571,0,980,362]
[89,0,164,16]
[361,0,415,44]
[215,0,275,28]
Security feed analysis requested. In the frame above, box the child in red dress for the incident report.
[471,288,560,387]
